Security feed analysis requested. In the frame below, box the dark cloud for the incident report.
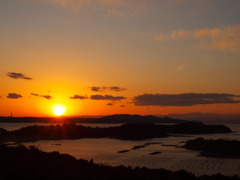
[133,93,240,107]
[91,95,126,101]
[7,93,22,99]
[91,87,102,92]
[120,105,126,107]
[6,72,32,80]
[90,86,126,92]
[108,86,127,91]
[31,93,53,100]
[42,95,53,100]
[70,95,88,99]
[107,103,114,106]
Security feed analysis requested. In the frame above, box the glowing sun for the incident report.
[52,104,66,116]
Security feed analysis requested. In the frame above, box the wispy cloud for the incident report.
[6,72,33,80]
[90,86,126,92]
[91,94,126,101]
[70,95,88,99]
[7,93,23,99]
[106,8,136,18]
[144,25,240,52]
[176,64,187,71]
[133,93,240,106]
[40,0,130,9]
[31,93,53,100]
[32,0,146,16]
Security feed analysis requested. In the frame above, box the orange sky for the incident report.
[1,0,240,117]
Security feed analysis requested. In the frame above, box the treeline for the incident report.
[0,144,239,180]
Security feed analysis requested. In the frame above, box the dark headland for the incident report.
[184,137,240,159]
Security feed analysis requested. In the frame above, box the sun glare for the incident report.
[52,104,66,116]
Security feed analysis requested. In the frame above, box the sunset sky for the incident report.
[1,0,240,117]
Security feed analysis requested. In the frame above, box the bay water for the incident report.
[1,123,240,176]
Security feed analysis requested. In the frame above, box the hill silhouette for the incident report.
[99,114,186,124]
[162,113,240,124]
[0,144,239,180]
[0,114,187,124]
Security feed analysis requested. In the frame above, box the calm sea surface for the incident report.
[1,123,240,176]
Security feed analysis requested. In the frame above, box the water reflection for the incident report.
[23,136,240,176]
[1,122,240,176]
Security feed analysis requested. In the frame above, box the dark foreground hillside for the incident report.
[0,144,239,180]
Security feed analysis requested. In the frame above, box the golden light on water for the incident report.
[52,104,67,116]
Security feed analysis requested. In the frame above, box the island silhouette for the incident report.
[0,121,231,143]
[184,137,240,159]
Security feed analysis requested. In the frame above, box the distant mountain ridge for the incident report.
[0,114,187,124]
[99,114,186,124]
[1,113,240,124]
[162,113,240,124]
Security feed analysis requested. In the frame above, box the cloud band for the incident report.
[134,93,240,106]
